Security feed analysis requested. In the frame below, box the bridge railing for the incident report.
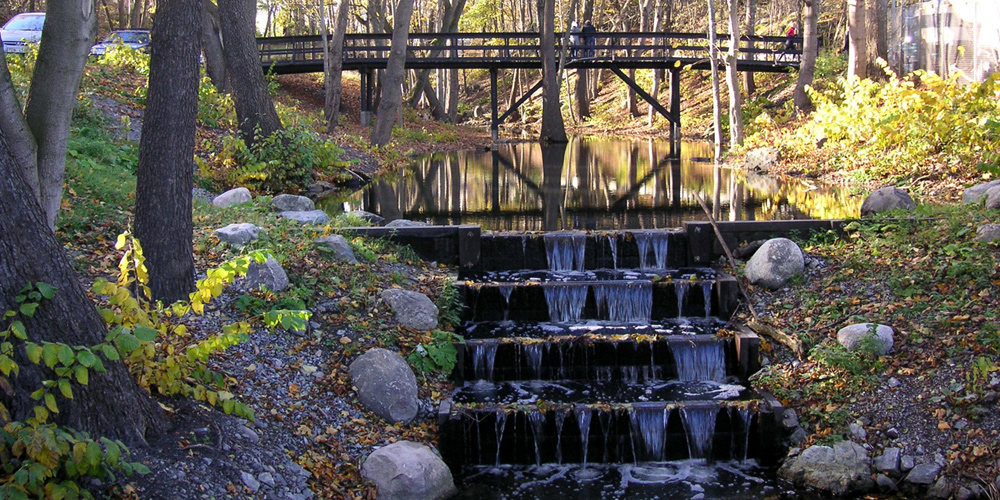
[257,32,804,69]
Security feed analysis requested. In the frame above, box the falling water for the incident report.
[495,409,509,466]
[634,233,652,270]
[674,281,690,318]
[544,232,587,271]
[621,365,640,384]
[607,234,619,270]
[575,407,593,466]
[598,410,613,463]
[593,282,653,323]
[701,281,713,318]
[681,406,718,460]
[652,234,669,269]
[524,343,545,379]
[555,410,568,464]
[733,406,753,463]
[544,285,588,323]
[471,341,499,381]
[670,340,726,382]
[634,231,671,269]
[527,410,546,466]
[499,285,514,321]
[629,406,668,461]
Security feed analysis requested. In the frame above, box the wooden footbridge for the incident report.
[257,32,803,144]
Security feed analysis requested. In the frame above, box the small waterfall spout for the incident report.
[732,406,753,463]
[575,407,592,466]
[495,409,509,466]
[681,406,718,460]
[555,410,568,464]
[629,405,668,461]
[544,284,588,323]
[471,341,499,381]
[593,282,653,323]
[671,340,726,382]
[674,281,690,318]
[527,410,546,466]
[499,285,514,321]
[523,343,545,379]
[544,232,587,271]
[634,231,670,270]
[701,281,713,318]
[607,234,619,270]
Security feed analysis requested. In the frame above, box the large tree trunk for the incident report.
[794,0,818,111]
[370,0,416,146]
[725,0,743,148]
[0,133,166,447]
[742,0,756,96]
[22,0,97,230]
[218,0,284,146]
[706,0,722,159]
[538,0,567,143]
[0,58,37,197]
[865,0,887,80]
[407,0,467,120]
[847,0,867,79]
[324,0,351,132]
[134,0,201,304]
[201,0,230,93]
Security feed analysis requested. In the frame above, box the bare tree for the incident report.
[201,0,230,93]
[865,0,887,79]
[742,0,756,96]
[848,0,867,79]
[706,0,722,159]
[538,0,567,142]
[371,0,416,146]
[725,0,743,147]
[793,0,818,111]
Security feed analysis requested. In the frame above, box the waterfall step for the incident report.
[476,230,688,273]
[460,318,725,339]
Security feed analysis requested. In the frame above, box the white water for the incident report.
[671,340,726,382]
[681,406,719,460]
[544,285,588,323]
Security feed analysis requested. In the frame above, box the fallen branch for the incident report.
[748,320,805,359]
[691,190,759,322]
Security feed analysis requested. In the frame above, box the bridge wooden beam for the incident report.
[490,68,499,141]
[497,78,543,126]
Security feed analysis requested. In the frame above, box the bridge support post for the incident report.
[670,67,681,155]
[489,68,499,141]
[360,70,374,127]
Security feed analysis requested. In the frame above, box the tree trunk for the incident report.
[847,0,867,79]
[0,133,166,447]
[22,0,97,230]
[538,0,567,143]
[0,57,37,197]
[370,0,416,146]
[218,0,284,146]
[133,0,200,305]
[742,0,756,96]
[201,0,230,93]
[706,0,722,160]
[793,0,818,111]
[865,0,887,80]
[324,0,351,132]
[725,0,743,148]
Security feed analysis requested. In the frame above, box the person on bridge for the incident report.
[569,21,581,58]
[778,22,798,62]
[581,20,597,58]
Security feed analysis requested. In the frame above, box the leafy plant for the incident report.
[95,44,150,74]
[213,127,349,194]
[407,330,464,375]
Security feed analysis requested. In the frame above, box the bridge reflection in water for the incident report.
[340,138,861,231]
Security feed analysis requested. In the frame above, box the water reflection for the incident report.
[339,138,860,231]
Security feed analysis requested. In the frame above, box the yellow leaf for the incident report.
[938,421,951,431]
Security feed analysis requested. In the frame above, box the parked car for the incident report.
[0,12,44,54]
[90,29,150,56]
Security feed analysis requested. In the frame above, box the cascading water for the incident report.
[523,343,545,379]
[495,409,509,466]
[671,340,725,382]
[607,234,619,270]
[675,281,690,318]
[635,233,652,270]
[732,406,752,463]
[544,285,588,323]
[681,406,719,460]
[629,406,668,461]
[528,410,546,467]
[499,285,514,321]
[701,281,713,318]
[544,232,586,271]
[575,407,593,466]
[471,341,499,381]
[593,282,653,322]
[634,231,670,269]
[555,410,568,464]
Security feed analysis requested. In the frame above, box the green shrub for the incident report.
[96,45,150,74]
[217,127,349,194]
[198,77,236,128]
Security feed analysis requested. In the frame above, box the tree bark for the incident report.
[706,0,722,159]
[0,132,166,447]
[218,0,284,146]
[725,0,743,148]
[865,0,887,80]
[133,0,200,305]
[324,0,351,132]
[201,0,230,93]
[847,0,867,79]
[793,0,818,111]
[538,0,567,143]
[370,0,416,146]
[0,56,37,197]
[742,0,756,96]
[22,0,97,230]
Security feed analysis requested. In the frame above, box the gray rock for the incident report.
[905,463,942,485]
[192,187,215,204]
[272,194,315,212]
[744,147,780,173]
[928,477,950,498]
[385,219,429,228]
[985,185,1000,210]
[876,474,897,492]
[361,441,456,500]
[349,348,419,423]
[962,179,1000,204]
[976,224,1000,242]
[849,423,868,440]
[956,486,974,500]
[238,425,260,444]
[886,428,901,439]
[280,210,330,225]
[380,288,439,331]
[744,238,804,290]
[258,472,276,488]
[887,377,901,388]
[215,223,260,246]
[875,447,901,475]
[901,455,915,472]
[241,471,261,493]
[837,323,894,356]
[777,441,874,497]
[860,187,917,216]
[246,256,290,292]
[213,187,252,208]
[305,180,336,198]
[781,409,800,429]
[313,235,359,264]
[789,427,808,445]
[349,210,385,225]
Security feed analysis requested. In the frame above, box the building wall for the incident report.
[888,0,999,82]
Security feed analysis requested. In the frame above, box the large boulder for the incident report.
[215,223,260,246]
[349,210,385,225]
[976,224,1000,242]
[744,238,804,290]
[860,187,916,216]
[361,441,456,500]
[245,256,289,292]
[778,441,874,497]
[272,194,315,212]
[380,289,438,331]
[212,187,252,208]
[314,235,359,263]
[385,219,429,228]
[985,185,1000,210]
[962,180,1000,204]
[744,147,780,173]
[349,348,419,423]
[280,210,330,225]
[837,323,894,356]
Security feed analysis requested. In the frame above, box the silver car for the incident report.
[90,29,151,57]
[0,12,44,54]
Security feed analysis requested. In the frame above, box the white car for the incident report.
[0,12,44,54]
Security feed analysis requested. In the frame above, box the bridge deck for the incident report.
[258,32,802,74]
